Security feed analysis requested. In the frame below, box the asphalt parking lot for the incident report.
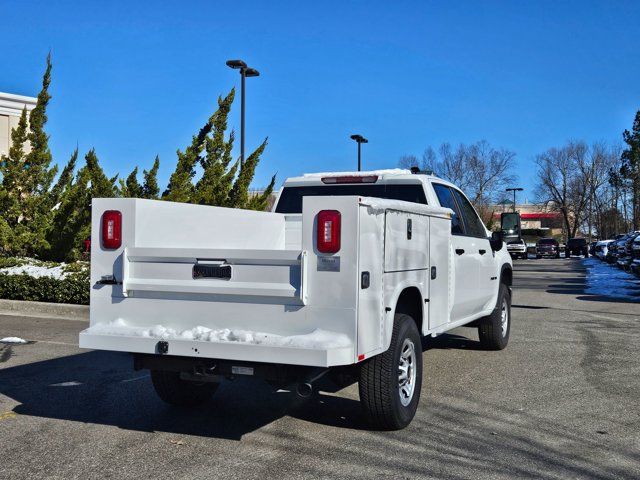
[1,258,639,479]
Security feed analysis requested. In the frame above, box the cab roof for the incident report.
[283,169,444,187]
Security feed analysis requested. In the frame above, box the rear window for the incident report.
[538,238,557,245]
[274,184,427,214]
[567,238,587,246]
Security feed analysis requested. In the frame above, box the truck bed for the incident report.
[80,196,451,367]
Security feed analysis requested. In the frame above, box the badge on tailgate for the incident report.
[193,264,232,280]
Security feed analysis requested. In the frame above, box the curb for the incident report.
[0,299,89,321]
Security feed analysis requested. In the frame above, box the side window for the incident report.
[452,189,487,238]
[432,184,464,235]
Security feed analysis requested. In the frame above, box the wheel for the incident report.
[359,313,422,430]
[478,283,511,350]
[151,370,219,407]
[536,254,541,259]
[555,253,560,259]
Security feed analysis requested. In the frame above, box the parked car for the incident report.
[536,238,560,259]
[507,238,527,259]
[606,238,620,264]
[617,232,640,270]
[565,238,589,257]
[79,169,513,430]
[588,241,598,257]
[631,235,640,276]
[594,240,614,260]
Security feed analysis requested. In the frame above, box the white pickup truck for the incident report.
[80,169,512,430]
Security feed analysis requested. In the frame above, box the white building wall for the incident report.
[0,92,37,157]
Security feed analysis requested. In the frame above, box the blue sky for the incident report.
[1,0,638,199]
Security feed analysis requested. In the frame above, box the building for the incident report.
[493,202,565,238]
[0,92,37,158]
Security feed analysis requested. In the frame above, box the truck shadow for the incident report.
[0,349,372,440]
[0,329,486,442]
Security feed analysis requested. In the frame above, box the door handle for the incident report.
[479,249,487,255]
[455,249,465,255]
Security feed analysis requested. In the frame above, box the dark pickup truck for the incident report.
[565,238,589,258]
[536,238,560,259]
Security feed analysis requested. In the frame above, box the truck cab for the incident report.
[274,170,511,324]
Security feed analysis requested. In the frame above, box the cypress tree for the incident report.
[0,107,29,253]
[162,93,227,203]
[119,166,143,198]
[226,139,269,208]
[142,156,160,199]
[246,174,277,211]
[48,149,117,260]
[22,53,58,255]
[50,148,78,206]
[621,110,640,229]
[0,107,29,222]
[193,90,235,204]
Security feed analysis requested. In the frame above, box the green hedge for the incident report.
[0,271,90,305]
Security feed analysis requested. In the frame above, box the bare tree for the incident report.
[535,141,618,240]
[398,140,516,205]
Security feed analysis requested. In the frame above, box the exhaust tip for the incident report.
[296,382,313,398]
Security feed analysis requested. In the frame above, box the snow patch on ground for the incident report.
[0,264,68,279]
[85,319,352,349]
[583,258,640,302]
[0,337,28,344]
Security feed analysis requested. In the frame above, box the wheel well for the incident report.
[395,287,423,333]
[501,265,513,286]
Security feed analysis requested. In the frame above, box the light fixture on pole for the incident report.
[505,187,524,212]
[350,134,368,171]
[226,59,260,168]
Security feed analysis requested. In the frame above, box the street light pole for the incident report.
[350,134,368,171]
[226,59,260,168]
[505,187,524,212]
[241,69,245,168]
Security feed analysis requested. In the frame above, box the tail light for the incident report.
[317,210,341,254]
[102,210,122,249]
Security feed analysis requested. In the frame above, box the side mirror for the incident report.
[490,231,504,251]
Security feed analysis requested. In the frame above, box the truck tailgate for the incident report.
[80,197,360,367]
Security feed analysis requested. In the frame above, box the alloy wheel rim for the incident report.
[398,338,417,407]
[501,299,509,337]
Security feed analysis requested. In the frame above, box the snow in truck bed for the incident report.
[84,319,352,349]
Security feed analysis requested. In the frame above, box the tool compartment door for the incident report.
[384,210,429,272]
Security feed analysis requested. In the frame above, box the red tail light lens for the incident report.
[102,210,122,249]
[317,210,341,254]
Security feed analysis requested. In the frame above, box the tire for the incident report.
[359,313,422,430]
[478,283,511,350]
[536,254,541,259]
[555,253,560,259]
[151,370,219,407]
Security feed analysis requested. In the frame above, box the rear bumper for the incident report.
[79,330,354,368]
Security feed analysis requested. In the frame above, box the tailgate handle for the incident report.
[193,264,232,280]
